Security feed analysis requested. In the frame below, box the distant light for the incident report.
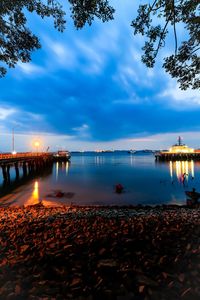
[12,151,17,155]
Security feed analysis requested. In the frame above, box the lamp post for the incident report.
[12,128,16,155]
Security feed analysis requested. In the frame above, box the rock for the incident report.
[97,259,118,269]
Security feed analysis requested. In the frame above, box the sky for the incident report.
[0,0,199,152]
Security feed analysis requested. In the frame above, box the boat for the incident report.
[54,150,71,161]
[128,150,136,154]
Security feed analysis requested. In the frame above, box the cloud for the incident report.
[159,82,200,109]
[0,0,198,150]
[0,107,16,120]
[45,39,77,68]
[17,62,44,75]
[73,124,90,138]
[75,40,105,74]
[0,103,49,134]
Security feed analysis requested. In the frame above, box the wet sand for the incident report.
[1,204,200,299]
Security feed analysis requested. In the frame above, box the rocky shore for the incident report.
[1,204,200,299]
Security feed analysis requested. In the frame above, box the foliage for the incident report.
[131,0,200,90]
[0,0,199,90]
[0,0,114,77]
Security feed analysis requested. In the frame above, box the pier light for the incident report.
[34,141,40,153]
[12,151,17,155]
[169,145,194,154]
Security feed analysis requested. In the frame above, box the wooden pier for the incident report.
[0,152,54,182]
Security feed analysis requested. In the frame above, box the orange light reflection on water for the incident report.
[66,161,69,175]
[25,181,40,206]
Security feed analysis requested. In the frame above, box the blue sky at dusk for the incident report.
[0,0,199,152]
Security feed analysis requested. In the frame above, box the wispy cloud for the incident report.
[17,62,44,75]
[45,39,77,68]
[0,107,16,120]
[73,123,90,138]
[159,81,200,109]
[75,40,105,74]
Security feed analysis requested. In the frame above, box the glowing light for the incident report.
[12,151,17,155]
[33,181,39,200]
[191,160,194,178]
[31,139,42,152]
[66,161,69,175]
[170,161,173,178]
[34,141,40,148]
[169,145,194,153]
[169,160,195,181]
[55,161,59,181]
[25,181,40,206]
[175,161,181,180]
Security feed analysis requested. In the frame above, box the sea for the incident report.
[0,151,200,207]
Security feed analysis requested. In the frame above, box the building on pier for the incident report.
[155,137,199,161]
[168,136,194,154]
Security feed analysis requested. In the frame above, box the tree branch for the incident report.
[172,0,178,55]
[154,17,170,59]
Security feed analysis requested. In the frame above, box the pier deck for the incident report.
[155,152,200,161]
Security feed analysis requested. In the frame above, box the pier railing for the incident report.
[0,152,53,161]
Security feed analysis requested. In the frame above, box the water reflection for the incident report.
[55,162,59,181]
[55,161,70,181]
[94,156,105,165]
[25,181,39,206]
[4,154,200,207]
[130,155,135,166]
[66,161,69,175]
[169,160,194,182]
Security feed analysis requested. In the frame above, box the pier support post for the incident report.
[14,162,19,179]
[22,162,27,177]
[2,165,8,181]
[6,165,10,180]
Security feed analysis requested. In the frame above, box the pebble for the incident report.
[1,205,200,299]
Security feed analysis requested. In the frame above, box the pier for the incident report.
[155,151,200,161]
[155,137,200,161]
[0,152,54,182]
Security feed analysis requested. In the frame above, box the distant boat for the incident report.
[95,150,114,153]
[54,150,71,161]
[128,150,136,154]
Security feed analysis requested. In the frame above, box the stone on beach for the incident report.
[0,205,200,299]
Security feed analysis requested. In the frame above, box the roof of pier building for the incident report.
[169,144,194,154]
[161,137,194,154]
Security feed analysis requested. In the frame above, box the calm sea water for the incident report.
[1,152,200,207]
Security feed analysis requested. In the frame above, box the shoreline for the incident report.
[1,204,200,299]
[1,200,197,210]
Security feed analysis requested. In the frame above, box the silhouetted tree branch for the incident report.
[131,0,200,90]
[0,0,114,77]
[0,0,199,90]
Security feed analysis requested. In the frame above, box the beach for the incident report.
[1,204,200,299]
